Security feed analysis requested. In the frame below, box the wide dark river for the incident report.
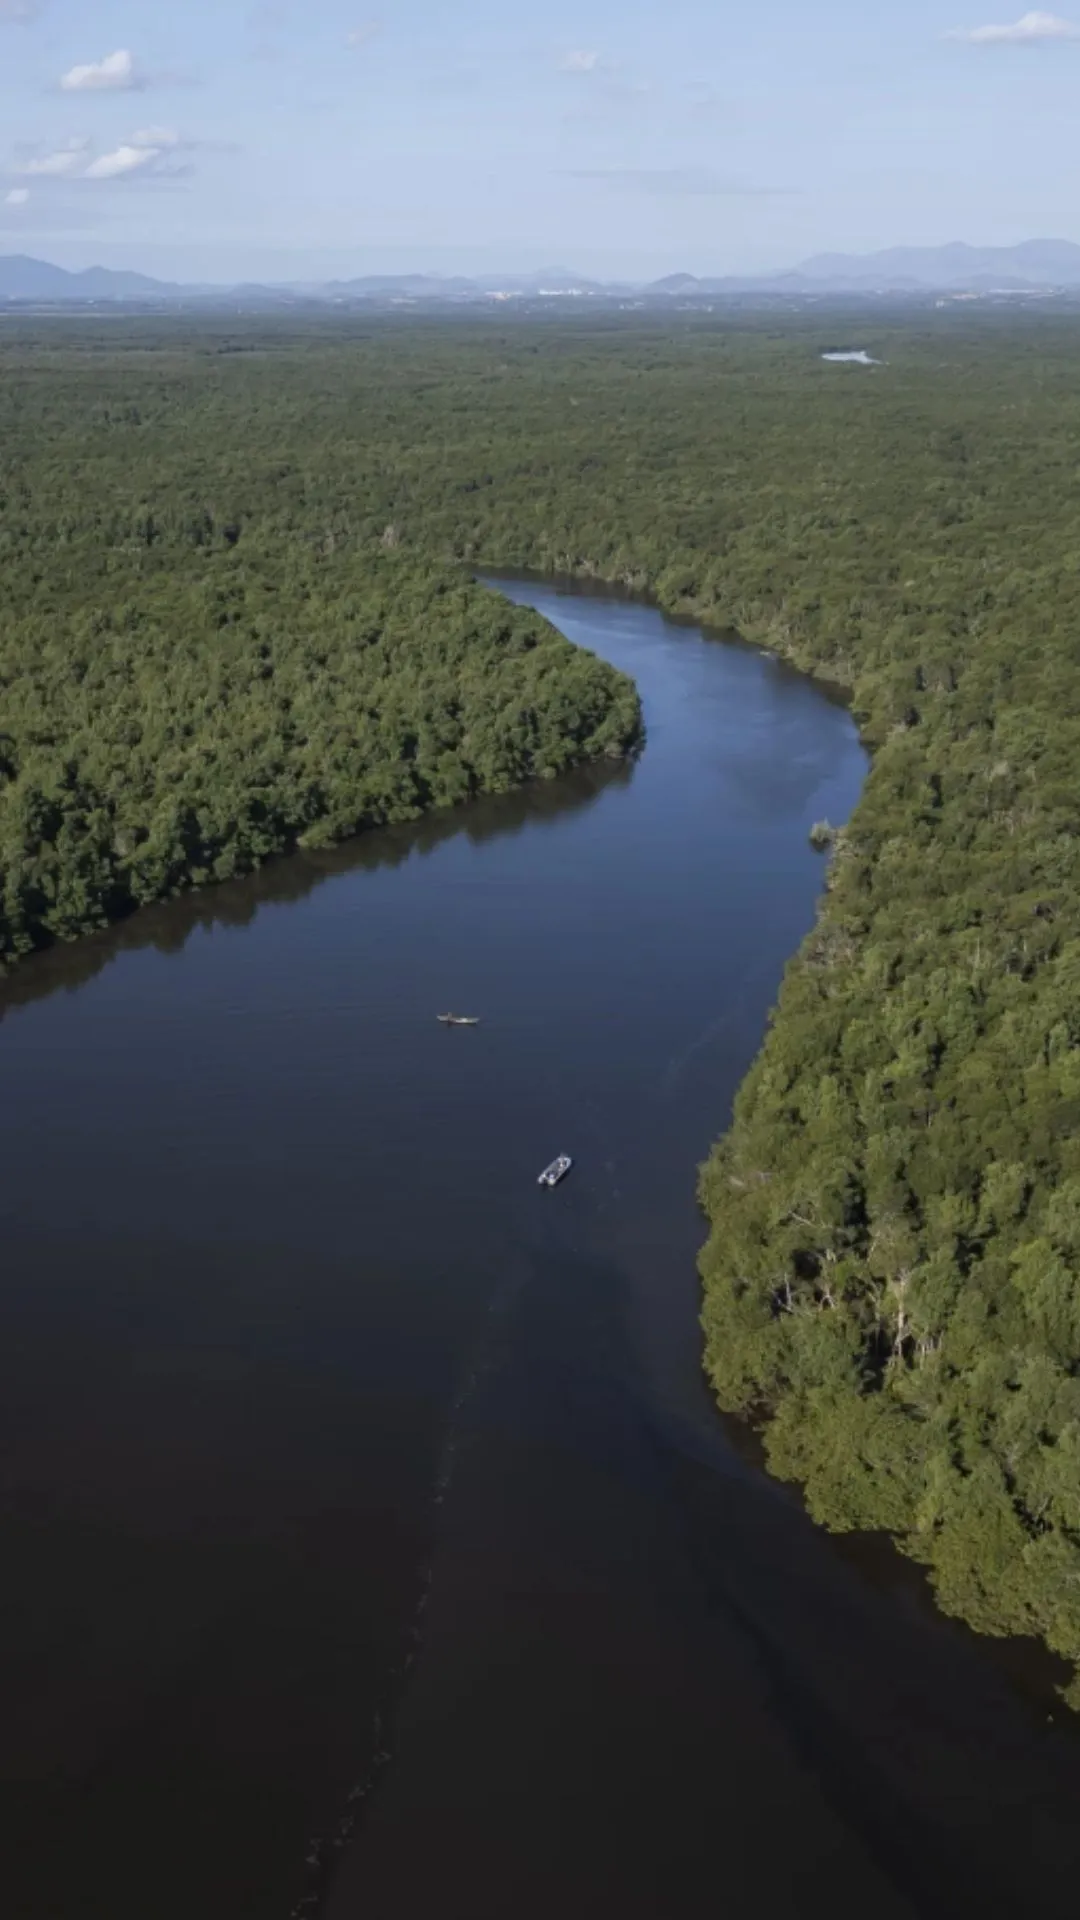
[3,582,1080,1920]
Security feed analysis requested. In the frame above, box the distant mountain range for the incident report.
[774,239,1080,292]
[4,241,1080,307]
[0,254,174,301]
[0,257,632,304]
[647,241,1080,297]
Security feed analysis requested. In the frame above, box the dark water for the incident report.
[3,584,1080,1920]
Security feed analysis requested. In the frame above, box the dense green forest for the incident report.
[6,309,1080,1695]
[0,335,641,963]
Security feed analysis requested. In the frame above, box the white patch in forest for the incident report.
[821,350,881,365]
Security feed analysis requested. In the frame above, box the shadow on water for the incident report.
[0,755,631,1022]
[0,1230,473,1920]
[710,1402,1076,1713]
[9,575,1080,1920]
[0,745,631,1920]
[331,1207,1080,1920]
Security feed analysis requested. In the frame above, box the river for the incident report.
[2,581,1080,1920]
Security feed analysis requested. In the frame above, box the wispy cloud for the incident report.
[61,49,143,92]
[20,139,89,177]
[559,49,600,72]
[0,0,40,18]
[84,145,160,180]
[946,10,1080,40]
[347,20,381,47]
[564,166,790,197]
[5,186,29,204]
[16,127,199,185]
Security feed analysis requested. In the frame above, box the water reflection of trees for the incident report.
[0,755,632,1021]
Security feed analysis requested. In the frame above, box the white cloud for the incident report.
[946,10,1080,40]
[15,128,194,184]
[85,144,164,179]
[560,49,600,71]
[61,49,142,93]
[20,140,89,177]
[347,20,380,46]
[5,187,29,205]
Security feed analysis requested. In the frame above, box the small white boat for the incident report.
[436,1013,480,1026]
[538,1154,573,1188]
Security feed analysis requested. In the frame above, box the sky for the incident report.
[0,1,1078,281]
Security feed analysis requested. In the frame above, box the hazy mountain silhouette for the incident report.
[0,254,177,300]
[3,240,1080,305]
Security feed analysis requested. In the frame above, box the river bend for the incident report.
[2,583,1079,1920]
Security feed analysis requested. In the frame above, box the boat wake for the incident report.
[288,1251,535,1917]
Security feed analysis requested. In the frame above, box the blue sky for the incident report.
[1,0,1078,280]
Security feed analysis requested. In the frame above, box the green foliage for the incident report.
[6,309,1080,1693]
[0,329,642,963]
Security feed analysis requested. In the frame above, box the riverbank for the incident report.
[7,311,1080,1905]
[479,562,860,706]
[0,496,640,969]
[7,577,1080,1918]
[543,540,1080,1708]
[0,582,876,1917]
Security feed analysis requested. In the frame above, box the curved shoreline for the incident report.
[0,573,641,976]
[481,549,1080,1709]
[477,562,859,706]
[8,578,1080,1920]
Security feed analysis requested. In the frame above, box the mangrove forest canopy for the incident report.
[4,309,1080,1695]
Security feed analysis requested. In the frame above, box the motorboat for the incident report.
[538,1154,573,1188]
[436,1013,480,1026]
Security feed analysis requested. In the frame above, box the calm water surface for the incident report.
[3,584,1080,1919]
